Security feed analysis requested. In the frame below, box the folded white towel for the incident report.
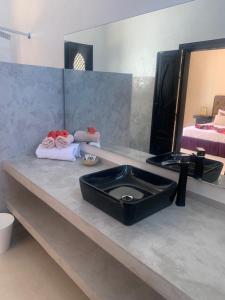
[36,143,80,162]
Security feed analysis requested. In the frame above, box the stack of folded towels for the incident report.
[74,127,101,148]
[36,130,80,161]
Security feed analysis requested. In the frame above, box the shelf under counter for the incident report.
[7,185,161,300]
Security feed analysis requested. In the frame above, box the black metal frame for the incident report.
[64,41,93,70]
[174,38,225,152]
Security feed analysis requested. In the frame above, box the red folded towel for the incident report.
[48,130,69,139]
[195,124,215,130]
[42,130,74,149]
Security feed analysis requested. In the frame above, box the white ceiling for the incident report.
[1,0,194,34]
[63,0,194,34]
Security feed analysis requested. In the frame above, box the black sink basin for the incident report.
[146,153,223,183]
[80,165,177,225]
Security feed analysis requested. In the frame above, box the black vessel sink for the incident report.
[80,165,177,225]
[147,153,223,183]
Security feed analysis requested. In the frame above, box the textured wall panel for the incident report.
[64,70,132,147]
[0,62,64,210]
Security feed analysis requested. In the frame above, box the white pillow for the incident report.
[214,115,225,126]
[218,109,225,116]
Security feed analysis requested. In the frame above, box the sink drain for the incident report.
[121,195,134,202]
[108,186,144,200]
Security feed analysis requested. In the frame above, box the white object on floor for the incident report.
[0,213,14,254]
[36,143,80,162]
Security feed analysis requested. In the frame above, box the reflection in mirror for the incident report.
[64,0,225,187]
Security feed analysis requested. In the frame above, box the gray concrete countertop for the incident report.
[3,154,225,300]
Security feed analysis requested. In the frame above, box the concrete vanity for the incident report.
[3,146,225,300]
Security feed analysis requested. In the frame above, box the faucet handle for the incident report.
[196,147,206,157]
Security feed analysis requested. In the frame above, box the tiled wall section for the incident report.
[0,62,64,211]
[64,70,132,147]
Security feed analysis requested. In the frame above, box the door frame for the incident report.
[174,38,225,152]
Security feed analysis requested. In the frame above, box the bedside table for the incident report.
[193,115,213,124]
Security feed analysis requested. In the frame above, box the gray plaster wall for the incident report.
[64,70,132,147]
[0,62,64,211]
[130,77,155,152]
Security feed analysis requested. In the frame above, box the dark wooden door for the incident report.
[150,50,181,155]
[64,42,93,70]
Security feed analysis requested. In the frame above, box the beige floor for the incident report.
[0,224,89,300]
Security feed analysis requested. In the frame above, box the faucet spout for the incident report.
[161,154,190,207]
[176,161,189,206]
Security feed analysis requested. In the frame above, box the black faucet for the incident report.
[162,154,190,207]
[192,147,206,179]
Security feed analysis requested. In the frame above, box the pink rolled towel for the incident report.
[74,131,100,143]
[42,137,55,149]
[55,134,74,149]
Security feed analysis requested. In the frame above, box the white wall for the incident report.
[0,0,191,68]
[66,0,225,77]
[0,0,15,62]
[0,34,11,62]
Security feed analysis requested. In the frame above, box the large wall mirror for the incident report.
[64,0,225,187]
